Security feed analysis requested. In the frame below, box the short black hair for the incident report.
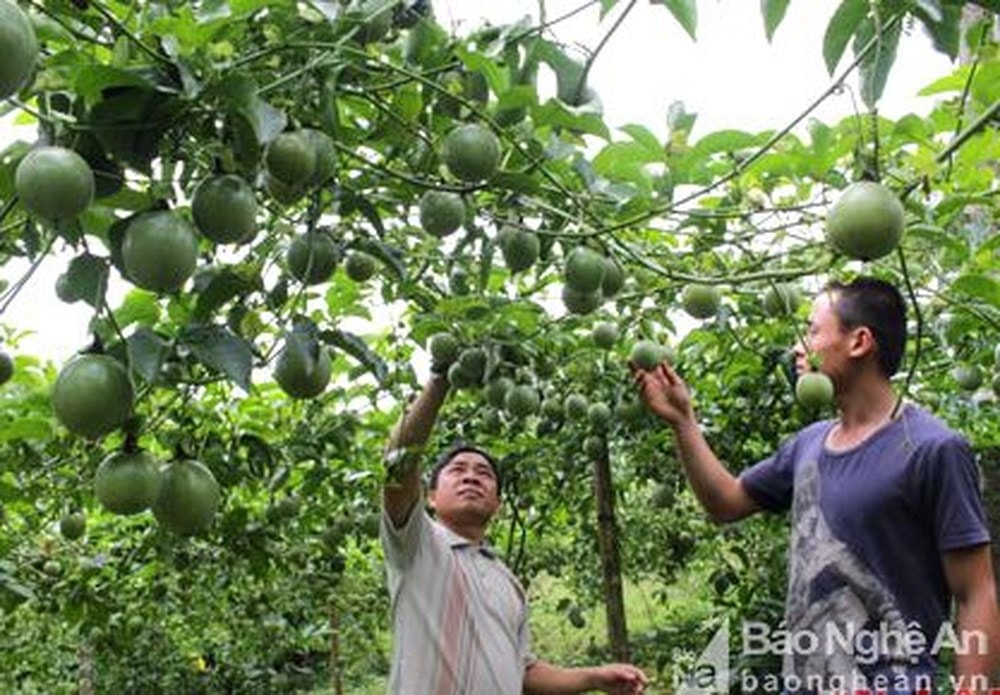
[428,443,501,493]
[825,277,906,377]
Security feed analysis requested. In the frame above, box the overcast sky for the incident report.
[438,0,952,134]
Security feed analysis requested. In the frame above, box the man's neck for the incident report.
[829,377,899,450]
[840,382,897,426]
[442,519,488,544]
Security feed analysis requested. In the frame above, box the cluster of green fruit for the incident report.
[15,135,359,296]
[428,325,667,447]
[284,230,379,287]
[57,452,221,540]
[417,123,500,239]
[48,354,221,536]
[263,128,337,205]
[559,247,625,315]
[679,280,801,321]
[16,128,356,402]
[262,127,381,287]
[14,76,372,293]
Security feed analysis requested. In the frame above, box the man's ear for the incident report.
[848,325,877,360]
[426,488,437,510]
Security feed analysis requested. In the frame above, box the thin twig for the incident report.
[576,0,638,101]
[893,247,921,418]
[79,237,129,348]
[26,0,111,47]
[0,234,56,316]
[328,139,472,193]
[899,94,1000,201]
[89,0,173,67]
[934,95,1000,164]
[945,21,990,180]
[508,0,601,45]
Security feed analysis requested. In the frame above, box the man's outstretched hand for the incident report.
[631,361,694,428]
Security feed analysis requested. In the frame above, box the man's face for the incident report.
[427,451,501,528]
[794,291,856,378]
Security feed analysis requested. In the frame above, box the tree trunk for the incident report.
[77,641,95,695]
[591,435,630,662]
[329,599,343,695]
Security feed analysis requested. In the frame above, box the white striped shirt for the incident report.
[381,506,535,694]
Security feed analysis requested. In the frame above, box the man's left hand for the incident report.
[594,662,648,694]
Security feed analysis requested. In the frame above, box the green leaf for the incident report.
[355,238,406,282]
[435,295,495,322]
[620,124,664,157]
[0,574,35,602]
[951,274,1000,308]
[808,119,833,152]
[73,66,155,105]
[906,223,968,259]
[194,269,256,321]
[0,416,52,443]
[113,289,161,329]
[914,0,943,23]
[181,324,255,392]
[94,186,153,212]
[339,190,387,238]
[918,69,969,96]
[976,232,1000,259]
[218,74,287,147]
[692,129,765,156]
[456,48,509,98]
[892,114,932,142]
[822,0,868,75]
[666,101,697,135]
[491,171,542,195]
[855,16,902,108]
[323,329,388,385]
[970,61,1000,107]
[324,272,365,318]
[535,42,587,105]
[490,300,544,335]
[533,99,609,139]
[88,88,182,173]
[592,142,658,189]
[935,193,996,219]
[656,0,697,40]
[64,253,109,309]
[495,84,538,113]
[127,327,170,384]
[761,0,791,41]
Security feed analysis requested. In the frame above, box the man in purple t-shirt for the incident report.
[634,277,999,695]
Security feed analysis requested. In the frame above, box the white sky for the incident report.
[0,1,955,363]
[438,0,952,134]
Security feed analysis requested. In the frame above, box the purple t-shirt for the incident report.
[740,405,990,693]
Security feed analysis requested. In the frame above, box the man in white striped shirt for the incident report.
[382,372,647,695]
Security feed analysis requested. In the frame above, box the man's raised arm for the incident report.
[383,373,450,527]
